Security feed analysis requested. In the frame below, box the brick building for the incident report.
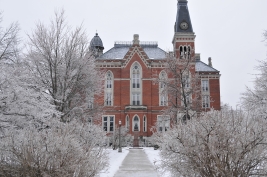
[90,0,220,145]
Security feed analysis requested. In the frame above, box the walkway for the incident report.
[114,149,158,177]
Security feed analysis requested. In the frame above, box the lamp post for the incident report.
[118,120,122,152]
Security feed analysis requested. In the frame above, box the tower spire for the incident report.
[175,0,193,33]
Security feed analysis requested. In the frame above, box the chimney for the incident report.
[208,57,213,67]
[133,34,140,45]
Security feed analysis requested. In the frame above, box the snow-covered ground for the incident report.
[98,147,171,177]
[143,147,171,177]
[98,148,129,177]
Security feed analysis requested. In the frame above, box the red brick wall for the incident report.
[95,45,221,137]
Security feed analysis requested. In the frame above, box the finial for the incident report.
[208,57,213,67]
[133,34,140,45]
[96,30,98,36]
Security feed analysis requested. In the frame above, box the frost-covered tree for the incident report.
[155,54,201,123]
[0,12,20,62]
[241,31,267,119]
[0,61,61,137]
[26,10,104,121]
[152,108,267,177]
[0,121,108,177]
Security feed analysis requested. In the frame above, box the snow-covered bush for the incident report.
[0,121,108,177]
[152,108,267,177]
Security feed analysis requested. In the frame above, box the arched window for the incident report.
[159,71,168,106]
[187,46,191,59]
[143,116,147,132]
[131,62,142,106]
[133,115,140,132]
[105,71,113,106]
[126,115,129,131]
[179,45,191,59]
[180,46,183,58]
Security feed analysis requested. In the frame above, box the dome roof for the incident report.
[90,33,104,50]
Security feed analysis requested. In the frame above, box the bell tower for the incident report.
[172,0,195,60]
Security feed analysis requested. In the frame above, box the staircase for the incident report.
[133,132,139,147]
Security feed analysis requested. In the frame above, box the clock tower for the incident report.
[173,0,195,60]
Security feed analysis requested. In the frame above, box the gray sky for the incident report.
[1,0,267,108]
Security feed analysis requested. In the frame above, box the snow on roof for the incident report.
[195,60,218,72]
[97,42,166,60]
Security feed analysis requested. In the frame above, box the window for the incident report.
[106,93,112,106]
[133,115,140,132]
[202,95,210,108]
[182,75,190,88]
[103,116,114,132]
[88,117,92,126]
[143,116,147,132]
[202,80,209,92]
[179,46,191,59]
[159,71,168,106]
[88,96,94,109]
[131,62,142,105]
[105,71,113,106]
[132,93,140,105]
[126,115,129,131]
[157,116,170,132]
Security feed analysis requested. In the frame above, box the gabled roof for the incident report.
[196,60,219,72]
[97,41,166,60]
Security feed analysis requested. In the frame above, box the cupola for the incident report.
[90,33,104,58]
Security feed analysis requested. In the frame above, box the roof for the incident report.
[195,60,219,72]
[175,0,194,33]
[90,33,104,49]
[98,41,166,60]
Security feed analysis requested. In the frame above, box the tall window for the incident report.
[182,74,190,88]
[133,115,140,132]
[143,116,147,132]
[157,116,170,132]
[131,62,142,105]
[132,93,140,105]
[159,71,168,106]
[105,71,113,106]
[202,80,210,108]
[126,115,129,131]
[103,116,114,132]
[202,80,209,92]
[202,95,210,108]
[88,95,94,109]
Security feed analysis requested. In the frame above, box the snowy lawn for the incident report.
[98,147,129,177]
[143,147,171,177]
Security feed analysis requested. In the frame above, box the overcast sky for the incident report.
[1,0,267,108]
